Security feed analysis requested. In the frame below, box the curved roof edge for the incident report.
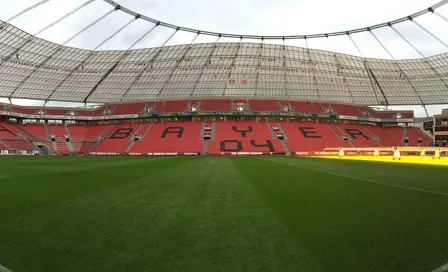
[103,0,448,40]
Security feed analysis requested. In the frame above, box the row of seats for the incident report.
[89,121,430,154]
[0,121,430,154]
[3,101,406,117]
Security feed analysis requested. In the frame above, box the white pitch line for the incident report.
[431,262,448,272]
[261,158,448,197]
[0,264,12,272]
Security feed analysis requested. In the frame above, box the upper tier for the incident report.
[0,99,414,120]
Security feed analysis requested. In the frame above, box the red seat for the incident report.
[48,125,67,141]
[93,123,140,153]
[113,102,147,115]
[406,127,431,146]
[367,126,404,147]
[281,122,350,152]
[250,100,281,111]
[1,140,35,151]
[335,124,381,147]
[55,142,71,155]
[330,104,362,116]
[68,125,88,141]
[208,121,284,155]
[18,124,47,141]
[289,101,321,113]
[200,100,231,111]
[130,122,203,154]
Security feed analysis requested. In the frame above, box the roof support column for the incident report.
[82,23,160,103]
[222,37,243,96]
[62,7,116,45]
[9,7,117,99]
[389,23,448,96]
[253,38,264,97]
[411,18,448,49]
[304,37,322,101]
[346,33,383,105]
[121,28,178,100]
[282,38,289,97]
[0,0,96,70]
[45,17,138,102]
[423,105,430,118]
[368,29,426,106]
[93,17,137,50]
[432,9,448,24]
[5,0,51,23]
[190,35,221,97]
[327,34,358,104]
[34,0,97,36]
[155,32,200,100]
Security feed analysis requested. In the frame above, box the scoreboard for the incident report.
[434,116,448,146]
[423,120,434,132]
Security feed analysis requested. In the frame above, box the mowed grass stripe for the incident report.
[0,157,197,272]
[0,156,175,180]
[234,157,448,272]
[268,156,448,194]
[1,157,316,272]
[0,156,186,218]
[261,157,448,197]
[2,156,448,272]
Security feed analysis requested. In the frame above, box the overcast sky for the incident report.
[0,0,447,116]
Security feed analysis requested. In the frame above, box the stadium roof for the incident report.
[0,0,447,105]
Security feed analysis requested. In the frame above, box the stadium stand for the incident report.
[48,124,68,140]
[112,102,147,115]
[377,111,414,119]
[330,104,363,116]
[1,140,35,151]
[208,120,285,154]
[18,123,48,141]
[154,100,189,112]
[85,124,117,140]
[367,126,405,147]
[281,121,351,152]
[406,127,431,146]
[93,123,140,153]
[67,125,88,141]
[55,142,71,155]
[72,142,96,154]
[129,121,203,154]
[249,100,281,111]
[200,100,232,111]
[289,101,321,113]
[335,124,382,147]
[44,109,69,116]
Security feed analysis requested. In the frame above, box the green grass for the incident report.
[1,156,448,272]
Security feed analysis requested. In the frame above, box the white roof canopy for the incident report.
[0,0,447,105]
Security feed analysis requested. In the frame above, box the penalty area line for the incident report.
[431,262,448,272]
[0,264,12,272]
[260,158,448,197]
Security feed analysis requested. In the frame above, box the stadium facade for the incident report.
[0,0,447,155]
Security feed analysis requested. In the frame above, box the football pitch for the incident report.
[1,156,448,272]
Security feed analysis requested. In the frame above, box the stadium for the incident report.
[1,0,448,271]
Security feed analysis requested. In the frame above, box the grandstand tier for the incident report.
[0,118,433,155]
[208,121,285,154]
[0,100,415,121]
[0,99,434,155]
